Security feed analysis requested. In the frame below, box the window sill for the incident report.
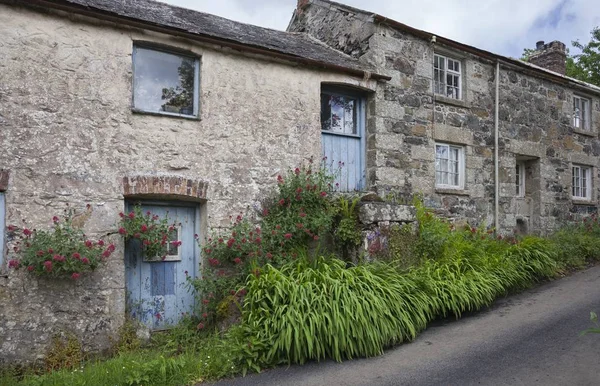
[435,188,470,196]
[434,95,470,109]
[572,199,595,206]
[131,109,201,121]
[573,129,596,138]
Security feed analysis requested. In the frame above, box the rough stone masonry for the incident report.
[290,0,600,234]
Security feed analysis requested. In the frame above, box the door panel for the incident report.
[322,133,363,191]
[125,203,197,330]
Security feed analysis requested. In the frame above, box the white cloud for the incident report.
[162,0,600,57]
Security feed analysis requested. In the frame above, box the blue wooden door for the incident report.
[125,203,198,330]
[321,88,366,191]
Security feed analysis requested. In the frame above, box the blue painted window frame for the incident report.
[132,44,201,119]
[320,85,367,191]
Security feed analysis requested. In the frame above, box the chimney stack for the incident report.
[529,40,567,75]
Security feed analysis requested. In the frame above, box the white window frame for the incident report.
[435,143,465,189]
[572,165,592,200]
[516,162,525,197]
[143,224,182,262]
[573,96,591,131]
[132,45,200,119]
[434,54,462,100]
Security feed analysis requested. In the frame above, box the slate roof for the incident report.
[302,0,600,93]
[18,0,387,80]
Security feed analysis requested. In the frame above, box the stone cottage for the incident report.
[290,0,600,234]
[0,0,385,363]
[1,0,599,364]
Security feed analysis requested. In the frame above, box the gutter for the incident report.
[5,0,391,82]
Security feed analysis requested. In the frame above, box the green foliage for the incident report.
[44,334,85,373]
[549,214,600,270]
[2,329,242,386]
[333,195,362,255]
[570,27,600,86]
[192,160,337,328]
[7,211,113,279]
[236,203,561,370]
[240,255,433,367]
[385,224,420,269]
[111,319,142,354]
[262,160,335,248]
[522,27,600,86]
[118,205,178,260]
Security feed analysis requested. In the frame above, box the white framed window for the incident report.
[573,96,591,131]
[143,225,182,262]
[435,143,465,189]
[516,162,525,197]
[434,54,462,100]
[572,165,592,200]
[133,45,200,118]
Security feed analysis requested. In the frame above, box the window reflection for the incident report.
[133,47,197,116]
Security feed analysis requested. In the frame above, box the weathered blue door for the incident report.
[125,202,198,330]
[321,87,366,191]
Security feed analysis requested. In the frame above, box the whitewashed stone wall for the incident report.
[0,4,376,363]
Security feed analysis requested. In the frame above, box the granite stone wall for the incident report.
[290,0,600,234]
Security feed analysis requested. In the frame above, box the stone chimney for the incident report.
[528,40,567,75]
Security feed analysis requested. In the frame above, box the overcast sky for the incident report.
[163,0,599,58]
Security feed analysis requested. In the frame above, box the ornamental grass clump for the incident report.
[118,205,178,260]
[235,201,561,371]
[240,255,435,366]
[7,211,113,279]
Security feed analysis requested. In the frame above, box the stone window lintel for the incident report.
[435,188,470,196]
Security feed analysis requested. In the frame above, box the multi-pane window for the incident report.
[321,93,358,135]
[572,165,592,200]
[434,54,462,100]
[133,46,200,117]
[573,96,590,131]
[516,163,525,197]
[435,143,464,188]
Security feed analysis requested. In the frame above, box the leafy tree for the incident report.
[570,27,600,86]
[521,27,600,87]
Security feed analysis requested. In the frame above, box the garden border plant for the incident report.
[6,208,114,280]
[6,164,600,385]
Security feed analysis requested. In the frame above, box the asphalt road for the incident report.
[211,265,600,386]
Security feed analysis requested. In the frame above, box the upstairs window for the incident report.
[133,46,200,118]
[573,96,590,131]
[572,165,592,200]
[434,54,462,100]
[435,143,465,189]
